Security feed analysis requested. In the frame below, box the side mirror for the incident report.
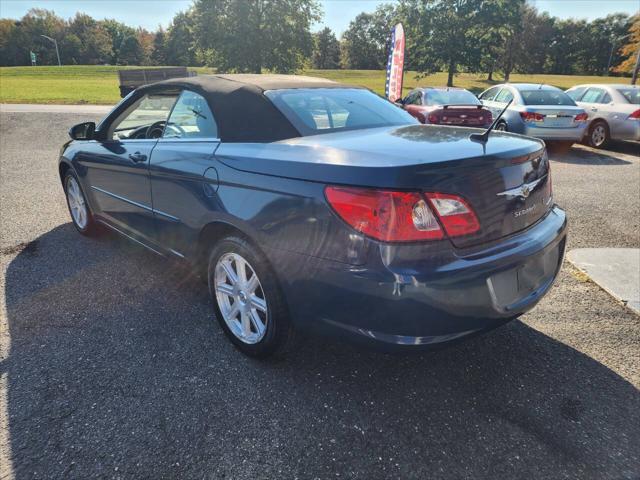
[69,122,96,140]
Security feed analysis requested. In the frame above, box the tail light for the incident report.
[628,109,640,120]
[520,111,545,122]
[574,112,588,122]
[424,193,481,237]
[324,186,480,242]
[427,113,439,123]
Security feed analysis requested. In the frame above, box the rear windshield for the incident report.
[615,88,640,104]
[265,88,417,135]
[520,90,576,106]
[426,89,480,106]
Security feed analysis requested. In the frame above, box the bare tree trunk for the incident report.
[487,70,493,81]
[447,60,456,87]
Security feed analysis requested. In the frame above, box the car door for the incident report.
[148,89,221,258]
[478,86,502,116]
[579,87,609,122]
[80,91,179,240]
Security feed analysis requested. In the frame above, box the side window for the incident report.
[405,91,420,105]
[110,93,179,140]
[163,90,218,139]
[566,87,586,101]
[479,86,500,101]
[581,88,605,104]
[494,88,514,104]
[601,92,612,103]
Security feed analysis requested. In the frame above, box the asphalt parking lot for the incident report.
[1,109,639,479]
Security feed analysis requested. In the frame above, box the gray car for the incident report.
[565,84,640,148]
[478,84,588,145]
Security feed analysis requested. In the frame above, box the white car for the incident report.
[565,84,640,148]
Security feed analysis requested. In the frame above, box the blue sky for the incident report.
[1,0,638,35]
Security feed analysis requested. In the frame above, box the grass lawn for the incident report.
[0,65,632,105]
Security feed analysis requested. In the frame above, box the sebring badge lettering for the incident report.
[514,204,538,218]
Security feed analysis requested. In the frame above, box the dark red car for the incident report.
[399,87,493,127]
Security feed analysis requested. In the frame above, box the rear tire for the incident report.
[588,120,610,149]
[63,171,100,236]
[207,236,295,358]
[495,121,508,132]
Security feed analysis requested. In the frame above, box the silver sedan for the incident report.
[566,84,640,148]
[478,84,588,146]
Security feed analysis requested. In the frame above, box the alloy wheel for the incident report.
[214,252,268,344]
[591,125,606,147]
[66,176,88,229]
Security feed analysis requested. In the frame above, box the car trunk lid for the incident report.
[432,105,491,127]
[521,105,584,128]
[216,125,551,248]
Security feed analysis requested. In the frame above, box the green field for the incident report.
[0,65,632,105]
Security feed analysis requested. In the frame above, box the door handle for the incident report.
[129,152,147,163]
[591,107,597,112]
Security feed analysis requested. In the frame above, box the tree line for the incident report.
[0,1,638,84]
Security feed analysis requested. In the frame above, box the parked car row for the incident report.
[396,82,640,149]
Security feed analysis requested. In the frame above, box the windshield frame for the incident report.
[265,87,418,137]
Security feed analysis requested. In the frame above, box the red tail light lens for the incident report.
[574,112,588,122]
[324,187,443,242]
[427,113,439,123]
[520,111,545,122]
[425,193,480,237]
[629,109,640,120]
[325,187,480,242]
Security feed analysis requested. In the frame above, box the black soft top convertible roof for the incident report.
[138,74,362,143]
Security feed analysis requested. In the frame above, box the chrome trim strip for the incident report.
[91,185,153,212]
[153,208,180,222]
[91,185,180,222]
[96,219,165,257]
[157,137,221,143]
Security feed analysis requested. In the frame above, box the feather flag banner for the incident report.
[385,23,405,102]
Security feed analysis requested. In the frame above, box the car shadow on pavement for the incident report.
[3,224,640,479]
[551,145,633,166]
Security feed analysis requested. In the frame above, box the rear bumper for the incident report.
[520,124,587,141]
[268,206,567,350]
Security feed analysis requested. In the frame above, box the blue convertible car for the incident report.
[59,74,567,357]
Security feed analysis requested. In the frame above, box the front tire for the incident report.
[207,236,295,358]
[495,121,508,132]
[64,171,99,236]
[588,120,610,149]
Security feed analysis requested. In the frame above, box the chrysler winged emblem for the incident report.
[497,178,543,200]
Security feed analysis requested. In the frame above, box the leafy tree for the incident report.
[68,13,112,64]
[136,28,155,65]
[613,14,640,75]
[192,0,320,73]
[312,27,340,68]
[0,19,19,66]
[397,0,488,86]
[101,19,136,64]
[118,35,144,65]
[340,5,395,69]
[151,27,168,65]
[166,11,197,66]
[513,7,555,74]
